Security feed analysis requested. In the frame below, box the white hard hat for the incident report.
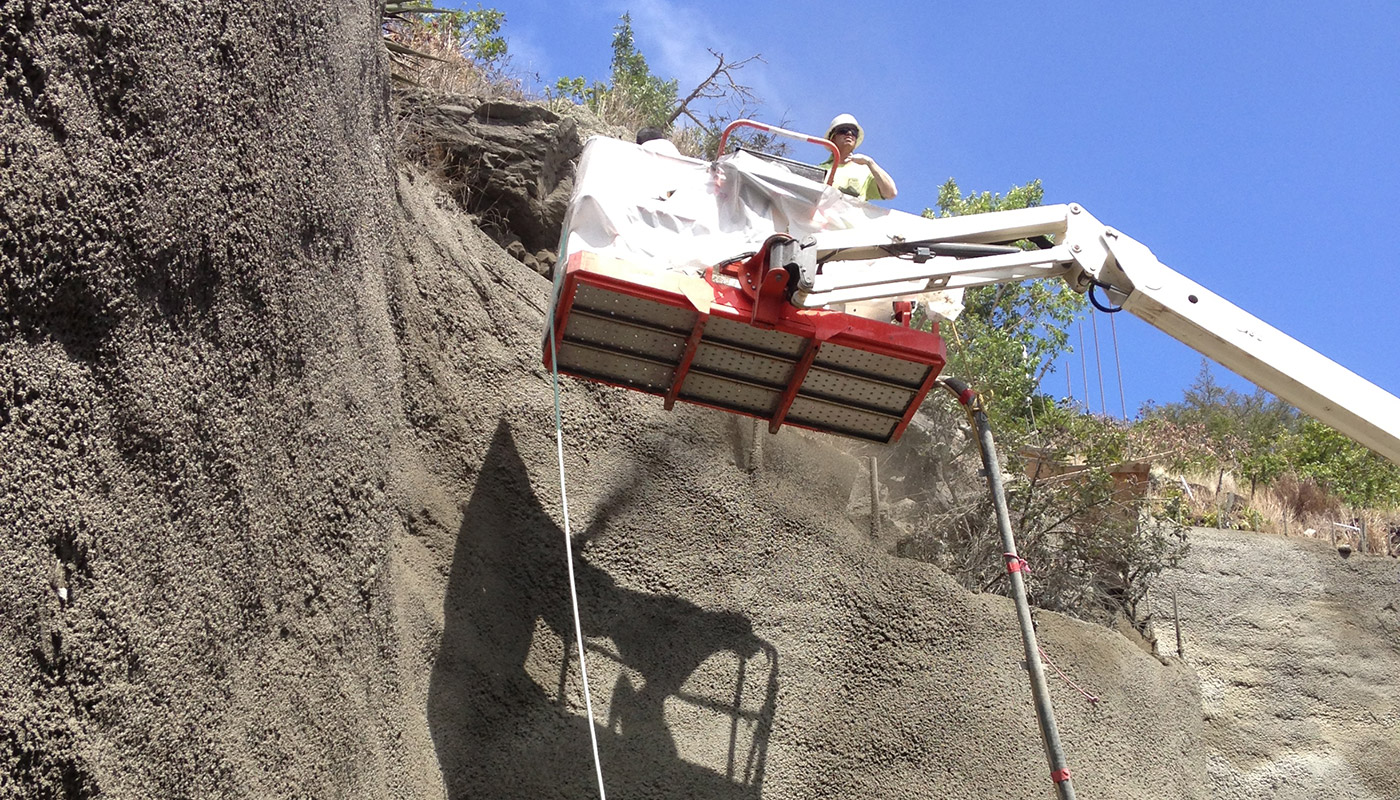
[826,113,865,147]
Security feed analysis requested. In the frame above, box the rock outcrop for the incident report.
[400,94,601,276]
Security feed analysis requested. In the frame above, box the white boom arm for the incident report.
[792,203,1400,466]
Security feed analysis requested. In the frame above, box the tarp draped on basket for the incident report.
[544,136,953,444]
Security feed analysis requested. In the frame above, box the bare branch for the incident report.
[679,107,709,131]
[667,49,765,126]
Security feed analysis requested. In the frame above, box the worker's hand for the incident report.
[846,153,876,167]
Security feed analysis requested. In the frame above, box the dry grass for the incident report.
[384,21,527,100]
[667,127,711,159]
[540,96,716,159]
[1162,467,1400,555]
[542,92,642,136]
[385,15,777,164]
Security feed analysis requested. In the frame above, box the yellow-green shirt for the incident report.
[820,159,884,202]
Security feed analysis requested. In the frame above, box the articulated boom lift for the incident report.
[796,201,1400,464]
[546,121,1400,465]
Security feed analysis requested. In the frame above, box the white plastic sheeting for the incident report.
[558,136,964,322]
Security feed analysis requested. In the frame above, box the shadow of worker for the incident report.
[429,420,777,800]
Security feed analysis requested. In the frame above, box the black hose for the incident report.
[1087,278,1125,314]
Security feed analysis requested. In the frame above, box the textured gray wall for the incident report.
[1154,528,1400,800]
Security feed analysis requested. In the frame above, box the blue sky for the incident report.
[473,0,1400,417]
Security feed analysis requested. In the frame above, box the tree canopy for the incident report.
[924,178,1087,431]
[1144,361,1400,508]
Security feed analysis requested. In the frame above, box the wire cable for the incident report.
[1109,313,1128,419]
[1087,278,1126,314]
[1037,646,1100,705]
[1090,312,1107,417]
[1077,323,1091,414]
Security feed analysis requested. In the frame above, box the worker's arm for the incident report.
[848,153,897,200]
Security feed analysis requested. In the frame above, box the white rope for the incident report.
[1077,323,1091,413]
[1090,310,1108,417]
[546,302,609,800]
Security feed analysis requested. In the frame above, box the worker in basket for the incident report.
[820,113,898,202]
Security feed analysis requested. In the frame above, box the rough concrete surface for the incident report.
[3,1,410,796]
[1,2,1387,798]
[1152,529,1400,800]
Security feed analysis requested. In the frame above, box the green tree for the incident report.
[552,13,678,129]
[925,178,1087,431]
[449,5,508,68]
[607,13,678,126]
[900,179,1187,628]
[381,3,509,80]
[1286,420,1400,508]
[1142,360,1300,493]
[1137,361,1400,512]
[549,14,769,157]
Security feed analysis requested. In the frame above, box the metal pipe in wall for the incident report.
[938,377,1078,800]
